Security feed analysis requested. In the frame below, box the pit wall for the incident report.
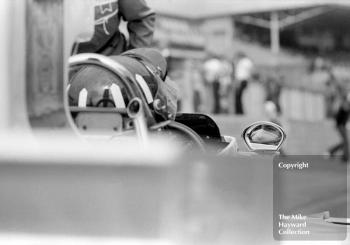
[244,82,325,121]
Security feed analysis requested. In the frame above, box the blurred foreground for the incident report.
[0,134,348,245]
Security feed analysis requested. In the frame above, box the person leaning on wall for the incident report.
[73,0,155,55]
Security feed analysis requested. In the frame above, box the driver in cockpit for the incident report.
[68,48,285,155]
[68,48,241,155]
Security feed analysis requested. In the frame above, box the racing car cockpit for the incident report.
[68,48,286,155]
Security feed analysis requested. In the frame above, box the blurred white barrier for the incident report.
[0,0,11,130]
[0,133,185,241]
[0,0,27,130]
[0,133,348,244]
[0,133,181,165]
[0,235,174,245]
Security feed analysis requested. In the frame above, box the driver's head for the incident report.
[68,64,132,108]
[68,48,178,122]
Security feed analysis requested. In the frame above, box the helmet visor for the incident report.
[68,64,132,109]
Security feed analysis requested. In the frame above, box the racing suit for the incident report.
[76,0,155,55]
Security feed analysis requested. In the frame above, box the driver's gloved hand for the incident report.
[218,136,257,157]
[218,136,238,156]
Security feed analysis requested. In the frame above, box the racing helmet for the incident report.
[68,48,178,124]
[68,65,132,108]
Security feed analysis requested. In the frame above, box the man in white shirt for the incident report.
[203,58,224,113]
[234,52,254,115]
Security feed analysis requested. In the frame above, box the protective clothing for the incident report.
[76,0,155,55]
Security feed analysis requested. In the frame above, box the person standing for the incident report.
[203,57,224,114]
[328,84,350,163]
[324,69,337,118]
[74,0,155,55]
[234,52,254,115]
[265,74,283,115]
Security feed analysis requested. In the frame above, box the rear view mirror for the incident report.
[242,121,286,152]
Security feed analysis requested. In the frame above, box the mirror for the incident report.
[242,121,286,152]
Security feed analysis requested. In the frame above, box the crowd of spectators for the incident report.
[195,51,256,115]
